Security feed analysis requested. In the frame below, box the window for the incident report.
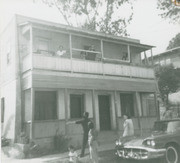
[120,93,134,117]
[34,91,57,120]
[70,94,84,119]
[1,98,5,123]
[141,93,156,117]
[38,39,49,51]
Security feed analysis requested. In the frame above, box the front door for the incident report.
[98,95,111,130]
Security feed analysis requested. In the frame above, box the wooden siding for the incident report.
[30,54,154,79]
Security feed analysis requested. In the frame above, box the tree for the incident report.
[41,0,134,36]
[166,33,180,50]
[155,64,180,108]
[157,0,180,24]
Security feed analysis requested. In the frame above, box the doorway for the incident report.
[98,95,111,130]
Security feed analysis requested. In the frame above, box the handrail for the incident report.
[72,48,101,54]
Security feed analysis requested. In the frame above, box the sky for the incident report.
[0,0,180,56]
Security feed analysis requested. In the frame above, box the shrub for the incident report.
[1,137,10,147]
[54,130,71,152]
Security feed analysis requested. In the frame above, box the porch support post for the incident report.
[114,91,119,130]
[154,93,160,120]
[30,88,34,139]
[135,92,142,136]
[92,89,97,129]
[64,88,68,134]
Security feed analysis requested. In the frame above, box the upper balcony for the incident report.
[19,19,155,79]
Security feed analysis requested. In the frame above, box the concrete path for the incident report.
[1,143,115,163]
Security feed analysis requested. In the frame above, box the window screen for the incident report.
[120,93,134,117]
[34,91,57,120]
[70,94,84,119]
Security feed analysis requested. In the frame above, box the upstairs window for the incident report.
[70,94,84,119]
[34,91,57,120]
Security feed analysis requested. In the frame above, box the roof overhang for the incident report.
[18,16,154,52]
[154,47,180,58]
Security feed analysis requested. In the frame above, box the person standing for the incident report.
[67,112,90,157]
[88,122,98,163]
[123,114,134,137]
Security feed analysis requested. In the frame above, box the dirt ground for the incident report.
[46,149,163,163]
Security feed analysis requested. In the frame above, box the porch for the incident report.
[23,87,157,149]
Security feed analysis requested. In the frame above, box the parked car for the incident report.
[115,119,180,163]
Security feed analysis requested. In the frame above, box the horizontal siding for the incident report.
[32,55,155,79]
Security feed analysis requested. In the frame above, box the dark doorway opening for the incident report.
[120,93,134,117]
[98,95,111,130]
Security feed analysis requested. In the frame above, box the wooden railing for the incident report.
[23,54,155,79]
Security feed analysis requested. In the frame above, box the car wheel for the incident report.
[165,145,179,163]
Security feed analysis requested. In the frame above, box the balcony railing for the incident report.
[21,54,155,79]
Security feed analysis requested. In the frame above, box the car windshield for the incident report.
[153,121,180,133]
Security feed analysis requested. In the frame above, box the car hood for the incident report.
[123,138,145,146]
[122,131,167,147]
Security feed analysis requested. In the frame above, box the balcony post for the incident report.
[144,51,149,65]
[101,40,104,60]
[69,34,73,73]
[30,25,33,69]
[127,44,131,63]
[150,48,154,65]
[101,40,105,76]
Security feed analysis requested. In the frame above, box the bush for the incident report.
[54,130,71,152]
[1,137,10,147]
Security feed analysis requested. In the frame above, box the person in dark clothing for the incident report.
[67,112,90,157]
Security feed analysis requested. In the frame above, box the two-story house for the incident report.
[0,15,158,149]
[153,47,180,68]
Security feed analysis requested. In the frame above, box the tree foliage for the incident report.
[157,0,180,24]
[166,33,180,50]
[155,64,180,107]
[41,0,134,36]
